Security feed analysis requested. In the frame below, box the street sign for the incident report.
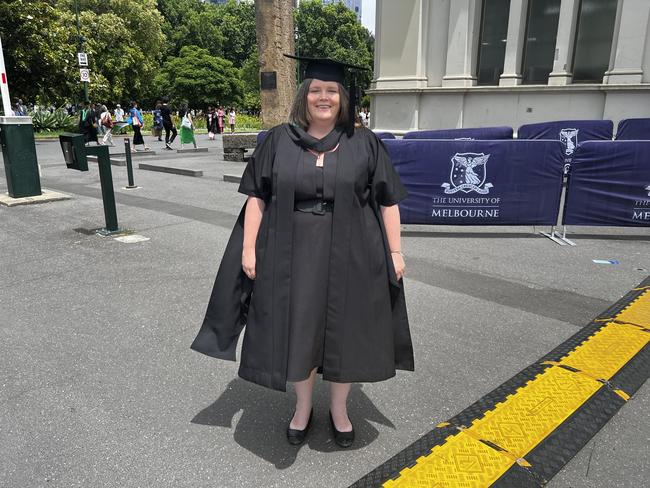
[79,69,90,82]
[77,52,88,67]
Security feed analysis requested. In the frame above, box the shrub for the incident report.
[29,109,76,132]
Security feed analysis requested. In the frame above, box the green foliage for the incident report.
[295,1,374,89]
[241,49,261,112]
[157,0,224,58]
[235,113,262,131]
[0,1,78,103]
[154,46,243,109]
[67,0,166,104]
[30,109,77,133]
[2,0,375,114]
[211,0,256,68]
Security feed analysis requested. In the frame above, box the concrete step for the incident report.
[138,163,203,177]
[109,150,157,157]
[176,147,209,154]
[87,155,127,167]
[223,174,242,183]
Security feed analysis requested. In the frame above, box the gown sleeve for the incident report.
[369,132,408,206]
[238,129,276,200]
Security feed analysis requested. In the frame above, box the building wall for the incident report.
[322,0,362,21]
[371,0,650,133]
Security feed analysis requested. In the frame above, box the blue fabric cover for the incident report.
[383,139,564,225]
[517,120,613,168]
[403,126,513,140]
[256,131,268,145]
[615,118,650,140]
[563,141,650,226]
[374,131,396,140]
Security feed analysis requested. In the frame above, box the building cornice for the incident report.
[368,83,650,95]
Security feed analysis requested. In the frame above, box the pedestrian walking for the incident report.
[217,106,225,134]
[206,106,218,140]
[128,101,149,152]
[153,102,163,141]
[228,107,236,133]
[113,104,125,134]
[179,105,198,150]
[160,98,177,150]
[191,56,414,449]
[94,103,106,141]
[99,105,115,146]
[78,101,99,145]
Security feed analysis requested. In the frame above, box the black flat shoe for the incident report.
[286,408,313,445]
[329,411,354,448]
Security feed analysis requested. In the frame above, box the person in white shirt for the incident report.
[100,105,115,146]
[114,104,124,122]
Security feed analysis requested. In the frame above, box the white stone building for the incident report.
[370,0,650,133]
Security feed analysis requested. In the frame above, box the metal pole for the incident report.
[124,138,137,189]
[75,0,89,103]
[94,146,119,232]
[0,35,13,116]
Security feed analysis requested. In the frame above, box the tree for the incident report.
[212,0,257,68]
[64,0,166,104]
[0,0,166,106]
[154,46,243,109]
[0,1,78,104]
[295,0,374,89]
[157,0,224,58]
[240,49,260,112]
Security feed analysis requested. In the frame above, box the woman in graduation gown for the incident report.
[191,56,414,448]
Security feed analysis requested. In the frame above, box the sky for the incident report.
[361,0,376,34]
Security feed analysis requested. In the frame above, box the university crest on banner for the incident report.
[559,128,579,156]
[441,153,493,194]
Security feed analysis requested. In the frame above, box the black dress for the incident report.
[286,149,337,382]
[191,124,415,392]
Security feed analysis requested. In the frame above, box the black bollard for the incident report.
[123,138,138,189]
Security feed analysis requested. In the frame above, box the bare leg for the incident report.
[290,368,317,429]
[329,382,352,431]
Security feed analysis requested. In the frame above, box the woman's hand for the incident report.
[391,252,405,281]
[242,247,256,280]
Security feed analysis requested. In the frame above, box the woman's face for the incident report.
[307,79,340,126]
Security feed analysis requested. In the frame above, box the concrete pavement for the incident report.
[1,133,648,487]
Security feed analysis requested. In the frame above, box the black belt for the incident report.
[294,199,334,215]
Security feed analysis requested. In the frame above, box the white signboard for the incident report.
[0,35,12,116]
[78,52,88,67]
[79,68,90,82]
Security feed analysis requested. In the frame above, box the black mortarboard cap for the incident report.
[284,54,369,134]
[284,54,367,84]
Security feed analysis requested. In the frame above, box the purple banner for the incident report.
[517,120,613,169]
[375,131,396,140]
[563,141,650,226]
[615,118,650,140]
[384,139,564,225]
[403,126,513,140]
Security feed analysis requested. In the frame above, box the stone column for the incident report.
[499,0,528,86]
[373,0,429,89]
[548,0,580,85]
[441,0,481,87]
[604,0,650,84]
[255,0,297,129]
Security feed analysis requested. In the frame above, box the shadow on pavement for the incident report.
[191,379,394,469]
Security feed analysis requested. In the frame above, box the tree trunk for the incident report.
[255,0,297,129]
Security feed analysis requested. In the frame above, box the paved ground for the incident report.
[1,133,648,487]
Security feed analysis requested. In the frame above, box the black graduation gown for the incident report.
[191,124,414,392]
